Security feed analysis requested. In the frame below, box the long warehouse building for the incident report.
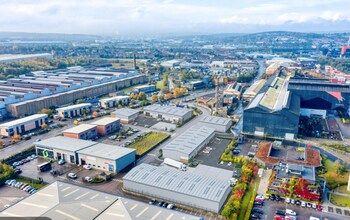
[162,126,215,162]
[123,164,232,213]
[143,104,193,124]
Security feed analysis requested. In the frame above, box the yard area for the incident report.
[128,132,170,156]
[330,194,350,208]
[321,159,349,189]
[15,175,47,189]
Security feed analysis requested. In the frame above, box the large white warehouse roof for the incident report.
[123,164,230,203]
[162,126,215,155]
[200,115,232,126]
[144,104,192,117]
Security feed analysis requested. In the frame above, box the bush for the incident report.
[0,163,15,186]
[128,132,170,156]
[91,177,105,183]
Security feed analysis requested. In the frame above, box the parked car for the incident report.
[291,199,295,205]
[255,195,265,200]
[275,195,281,201]
[14,168,22,174]
[149,199,156,205]
[317,204,323,211]
[312,203,317,209]
[254,202,264,206]
[307,202,312,208]
[20,184,28,190]
[274,216,283,220]
[275,210,286,216]
[157,201,164,207]
[285,216,297,220]
[285,198,291,203]
[301,201,306,208]
[68,173,77,179]
[162,202,168,208]
[85,177,93,183]
[50,169,57,175]
[58,159,65,165]
[250,214,261,219]
[167,204,174,209]
[255,198,264,203]
[252,208,264,214]
[286,209,297,216]
[295,200,301,206]
[83,164,92,170]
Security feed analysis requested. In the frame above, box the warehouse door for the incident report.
[108,164,114,172]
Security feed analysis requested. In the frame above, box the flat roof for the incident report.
[0,181,200,220]
[162,126,215,155]
[112,108,139,117]
[190,164,233,182]
[63,124,97,134]
[144,104,192,117]
[35,136,97,152]
[0,114,47,128]
[90,117,120,126]
[200,115,232,126]
[123,164,231,202]
[57,103,91,111]
[77,143,135,160]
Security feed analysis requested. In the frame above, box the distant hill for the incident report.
[0,32,103,41]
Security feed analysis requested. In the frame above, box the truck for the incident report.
[164,158,187,171]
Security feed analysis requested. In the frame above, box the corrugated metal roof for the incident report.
[200,115,232,126]
[111,108,139,117]
[123,164,231,202]
[162,126,215,155]
[77,143,135,160]
[35,136,97,152]
[144,104,192,117]
[63,124,97,134]
[57,103,91,111]
[0,114,47,128]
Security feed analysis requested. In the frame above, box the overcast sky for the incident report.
[1,0,350,36]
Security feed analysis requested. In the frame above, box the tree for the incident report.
[13,134,20,141]
[118,104,123,109]
[41,123,48,129]
[92,111,99,118]
[165,93,173,100]
[158,94,164,100]
[151,94,158,104]
[138,92,147,101]
[162,74,169,86]
[130,93,135,99]
[161,86,169,94]
[73,120,79,125]
[40,108,53,115]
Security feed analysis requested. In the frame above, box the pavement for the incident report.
[257,169,271,197]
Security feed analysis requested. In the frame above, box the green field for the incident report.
[156,80,164,90]
[321,159,349,189]
[338,185,350,195]
[330,194,350,208]
[16,175,47,189]
[128,132,169,156]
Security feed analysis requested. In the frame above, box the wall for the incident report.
[36,146,77,163]
[116,151,136,172]
[300,108,326,119]
[78,154,115,172]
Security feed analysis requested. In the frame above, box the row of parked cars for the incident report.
[149,199,175,209]
[267,193,322,211]
[5,179,37,194]
[12,154,38,168]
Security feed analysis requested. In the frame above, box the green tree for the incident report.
[138,92,147,101]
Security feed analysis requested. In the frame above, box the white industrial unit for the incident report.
[57,103,92,118]
[0,114,48,137]
[123,164,232,213]
[143,104,193,124]
[199,115,232,132]
[77,143,135,173]
[110,108,139,124]
[162,126,215,162]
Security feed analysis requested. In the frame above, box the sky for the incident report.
[1,0,350,36]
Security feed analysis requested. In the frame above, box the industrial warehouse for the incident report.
[123,164,232,213]
[243,73,350,139]
[143,104,193,124]
[0,113,48,137]
[110,108,139,123]
[1,65,146,118]
[0,181,200,220]
[162,126,215,162]
[199,115,232,132]
[35,136,135,173]
[57,103,92,118]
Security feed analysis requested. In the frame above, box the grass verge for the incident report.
[321,159,349,189]
[330,193,350,208]
[15,175,47,189]
[238,177,260,220]
[128,132,170,156]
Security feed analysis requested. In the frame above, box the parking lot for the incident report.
[255,199,348,220]
[194,137,233,170]
[132,114,160,128]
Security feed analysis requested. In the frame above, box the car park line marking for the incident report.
[90,194,99,200]
[130,204,138,210]
[75,192,90,200]
[150,210,162,220]
[21,201,48,209]
[64,189,79,197]
[61,186,71,192]
[81,203,98,212]
[2,212,22,217]
[36,192,54,197]
[106,212,125,217]
[166,213,174,220]
[55,210,80,220]
[136,207,148,217]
